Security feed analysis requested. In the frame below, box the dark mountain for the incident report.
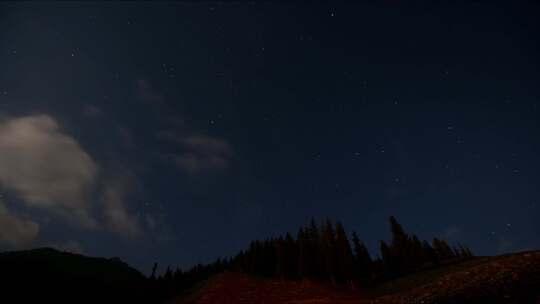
[0,247,152,303]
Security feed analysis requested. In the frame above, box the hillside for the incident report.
[175,250,540,304]
[0,247,152,304]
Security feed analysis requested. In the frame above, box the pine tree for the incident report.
[322,220,337,284]
[164,266,173,281]
[433,238,455,261]
[388,216,411,274]
[422,240,439,266]
[275,236,287,279]
[410,235,426,270]
[297,227,309,278]
[351,231,372,282]
[335,222,354,286]
[284,232,299,278]
[150,262,158,280]
[380,240,395,277]
[389,216,409,250]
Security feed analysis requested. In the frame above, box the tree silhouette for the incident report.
[335,222,354,285]
[322,220,337,284]
[155,215,475,299]
[351,231,372,283]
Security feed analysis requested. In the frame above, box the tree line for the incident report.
[153,216,473,298]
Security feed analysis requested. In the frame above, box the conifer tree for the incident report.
[388,216,412,273]
[150,262,158,280]
[380,240,395,277]
[335,222,354,285]
[297,227,309,278]
[322,220,337,284]
[422,240,439,266]
[351,231,372,281]
[284,232,299,278]
[432,238,455,261]
[275,236,287,279]
[389,216,409,250]
[410,235,426,270]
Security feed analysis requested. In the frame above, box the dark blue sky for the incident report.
[0,2,538,273]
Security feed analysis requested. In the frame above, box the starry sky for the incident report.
[0,2,539,273]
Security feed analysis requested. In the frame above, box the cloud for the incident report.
[0,202,40,248]
[136,79,163,104]
[0,114,142,241]
[443,225,461,241]
[0,115,98,227]
[102,176,141,238]
[497,235,515,253]
[82,104,103,118]
[172,135,234,174]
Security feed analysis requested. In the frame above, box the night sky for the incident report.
[0,2,539,274]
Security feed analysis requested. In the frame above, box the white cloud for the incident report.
[0,202,39,248]
[0,114,142,240]
[444,225,461,241]
[82,104,102,118]
[136,79,163,104]
[497,236,514,253]
[102,176,141,238]
[172,135,233,174]
[0,115,98,227]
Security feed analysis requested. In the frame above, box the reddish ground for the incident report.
[179,272,372,304]
[373,250,540,304]
[176,251,540,304]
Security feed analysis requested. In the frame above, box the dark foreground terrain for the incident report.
[0,248,152,304]
[176,251,540,304]
[0,248,538,303]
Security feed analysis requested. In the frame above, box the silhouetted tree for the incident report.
[351,231,372,283]
[297,227,309,277]
[335,222,354,286]
[433,238,455,261]
[150,262,158,280]
[322,220,337,284]
[422,240,439,266]
[380,240,395,277]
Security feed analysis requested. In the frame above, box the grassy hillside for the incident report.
[373,250,540,304]
[174,250,540,304]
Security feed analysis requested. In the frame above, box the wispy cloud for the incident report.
[0,115,99,228]
[135,79,163,104]
[0,201,39,249]
[101,175,141,238]
[159,132,234,174]
[443,225,461,241]
[0,114,142,243]
[82,104,103,118]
